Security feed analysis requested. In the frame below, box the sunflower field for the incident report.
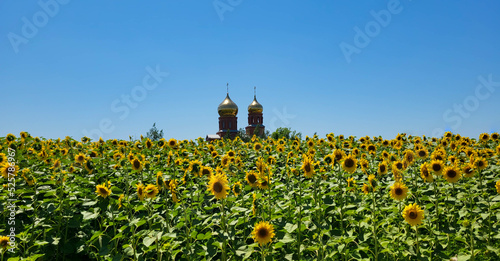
[1,132,500,260]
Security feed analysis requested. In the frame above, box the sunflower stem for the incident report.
[415,226,420,258]
[371,189,379,261]
[468,188,475,261]
[297,175,302,261]
[221,198,227,261]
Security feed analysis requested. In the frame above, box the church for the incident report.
[206,86,265,141]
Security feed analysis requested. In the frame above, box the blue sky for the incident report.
[1,0,500,141]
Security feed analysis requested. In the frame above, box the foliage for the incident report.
[146,123,164,141]
[1,132,500,260]
[270,127,302,140]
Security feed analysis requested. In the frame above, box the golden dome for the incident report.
[218,93,238,116]
[248,96,263,113]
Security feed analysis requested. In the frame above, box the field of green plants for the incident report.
[1,132,500,260]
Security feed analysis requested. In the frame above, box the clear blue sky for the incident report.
[2,0,500,141]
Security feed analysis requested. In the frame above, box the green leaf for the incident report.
[283,223,298,233]
[143,236,157,247]
[280,233,295,244]
[81,211,98,220]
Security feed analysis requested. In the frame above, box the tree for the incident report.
[146,123,164,141]
[271,127,302,140]
[238,128,251,142]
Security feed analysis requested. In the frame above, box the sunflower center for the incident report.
[248,174,257,184]
[409,211,417,219]
[396,163,403,170]
[99,187,108,194]
[447,170,457,178]
[77,156,84,161]
[133,160,141,169]
[345,159,354,168]
[257,228,268,238]
[395,188,403,195]
[380,165,386,172]
[478,161,484,167]
[202,169,210,175]
[304,164,311,172]
[432,164,441,172]
[213,182,223,193]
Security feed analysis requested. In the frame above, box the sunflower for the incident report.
[346,177,356,191]
[0,153,7,165]
[342,154,357,174]
[131,157,143,171]
[252,221,275,245]
[392,160,405,173]
[136,183,145,201]
[118,194,125,209]
[360,158,369,173]
[168,138,178,148]
[0,236,9,249]
[442,166,461,183]
[333,149,345,163]
[145,184,159,199]
[403,150,415,165]
[188,160,202,176]
[479,133,490,142]
[462,164,475,178]
[361,183,372,194]
[95,183,111,198]
[402,203,424,226]
[301,156,315,178]
[246,171,258,187]
[75,153,86,164]
[367,144,377,154]
[84,160,94,173]
[254,143,263,151]
[378,161,388,175]
[207,173,229,200]
[389,182,408,201]
[429,160,444,175]
[473,158,488,171]
[252,192,258,215]
[323,154,334,165]
[221,155,230,168]
[89,151,98,158]
[233,181,242,196]
[367,174,377,189]
[6,133,16,142]
[496,180,500,194]
[1,164,18,179]
[258,176,270,190]
[201,166,213,177]
[420,163,433,182]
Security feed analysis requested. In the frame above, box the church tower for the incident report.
[246,87,265,137]
[216,84,239,139]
